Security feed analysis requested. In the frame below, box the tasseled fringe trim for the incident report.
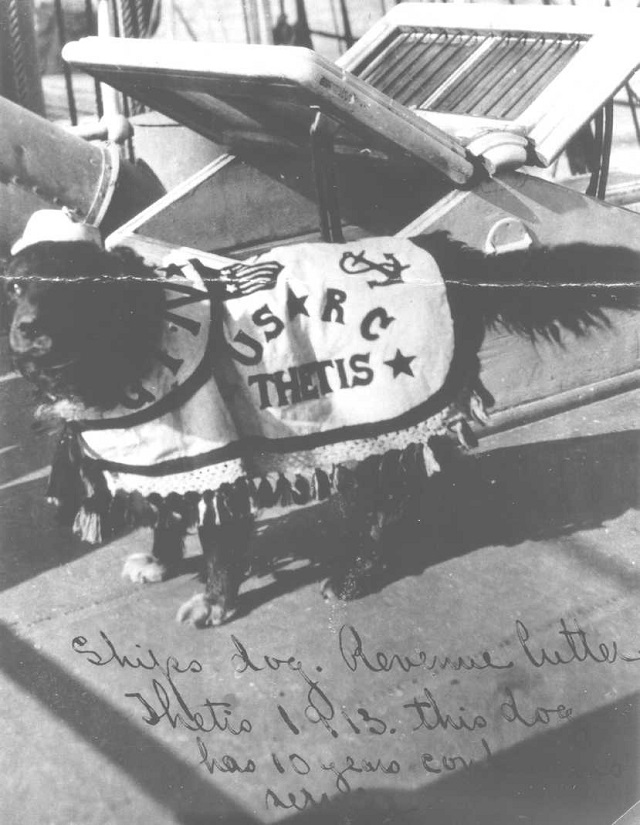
[46,406,482,545]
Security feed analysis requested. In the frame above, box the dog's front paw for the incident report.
[322,558,383,602]
[322,572,361,602]
[122,553,167,584]
[176,594,235,628]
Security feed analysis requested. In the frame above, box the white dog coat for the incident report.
[48,238,476,541]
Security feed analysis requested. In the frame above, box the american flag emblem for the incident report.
[216,261,283,298]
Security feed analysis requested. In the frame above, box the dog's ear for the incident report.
[109,245,159,281]
[5,241,105,283]
[2,241,156,286]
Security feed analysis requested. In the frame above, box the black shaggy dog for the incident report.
[4,234,639,626]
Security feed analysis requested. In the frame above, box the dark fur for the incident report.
[5,241,165,413]
[4,235,639,625]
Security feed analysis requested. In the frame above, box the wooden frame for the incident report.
[338,3,640,166]
[62,36,475,185]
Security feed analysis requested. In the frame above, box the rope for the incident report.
[53,0,78,124]
[118,0,137,37]
[134,0,147,37]
[85,0,104,118]
[6,0,30,107]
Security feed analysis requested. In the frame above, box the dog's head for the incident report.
[4,241,166,415]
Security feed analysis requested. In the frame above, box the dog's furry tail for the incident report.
[414,231,640,342]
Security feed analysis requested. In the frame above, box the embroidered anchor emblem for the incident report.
[338,250,410,289]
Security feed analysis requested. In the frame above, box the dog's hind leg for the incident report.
[177,519,251,628]
[321,463,393,601]
[322,450,426,601]
[321,506,386,601]
[122,498,186,584]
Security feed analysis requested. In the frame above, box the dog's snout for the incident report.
[10,311,51,355]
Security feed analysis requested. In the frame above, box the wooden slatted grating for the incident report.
[353,27,586,119]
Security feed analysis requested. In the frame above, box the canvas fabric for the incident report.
[48,238,472,542]
[79,237,454,494]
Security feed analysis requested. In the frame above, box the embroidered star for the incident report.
[287,287,309,320]
[384,349,416,378]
